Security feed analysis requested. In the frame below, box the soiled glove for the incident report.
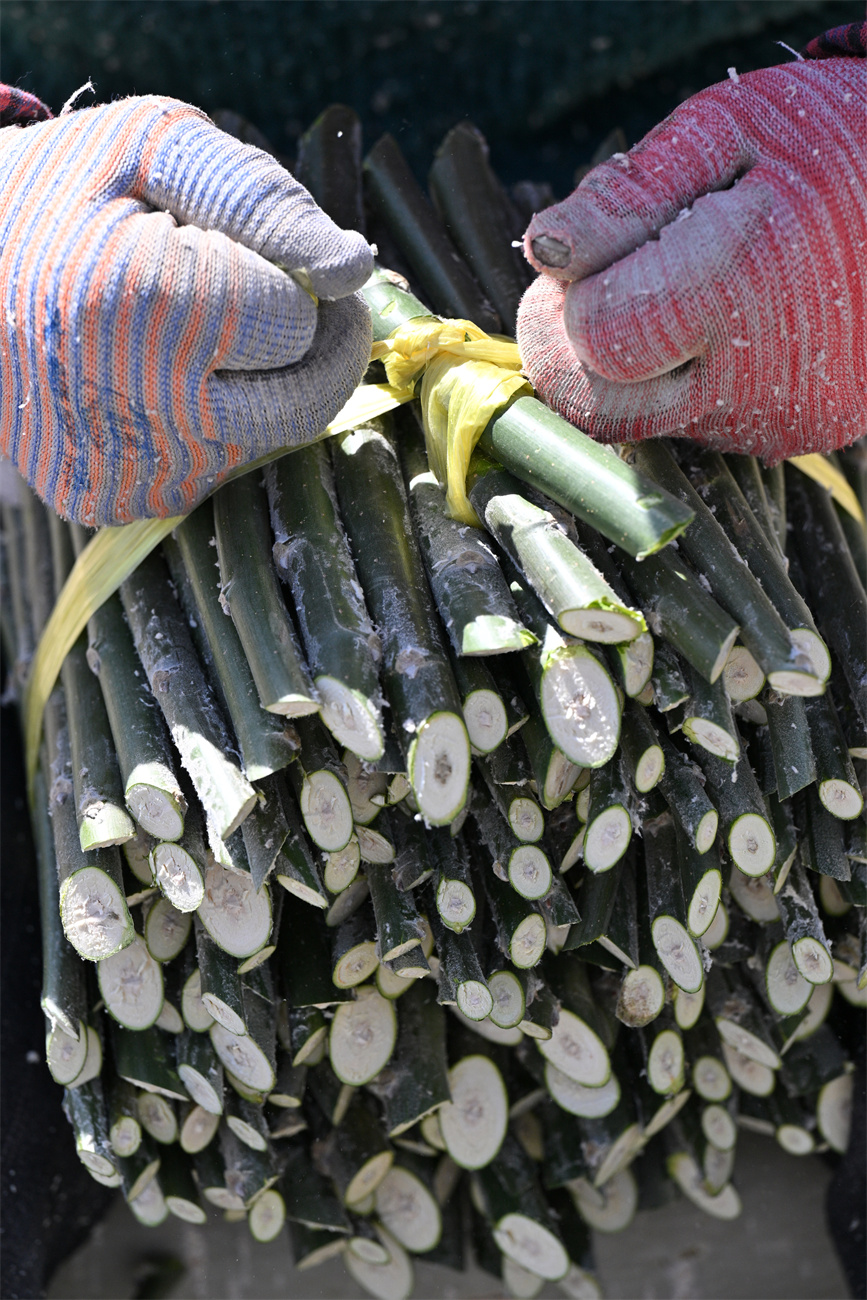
[0,96,373,525]
[517,56,867,462]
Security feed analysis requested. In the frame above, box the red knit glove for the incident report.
[517,57,867,461]
[0,95,373,525]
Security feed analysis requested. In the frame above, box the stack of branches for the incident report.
[1,105,864,1300]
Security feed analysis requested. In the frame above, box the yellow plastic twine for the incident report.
[789,454,866,529]
[371,318,531,525]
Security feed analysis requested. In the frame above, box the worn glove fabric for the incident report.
[517,54,867,462]
[0,95,373,525]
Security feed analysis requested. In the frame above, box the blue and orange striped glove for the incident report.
[0,94,373,525]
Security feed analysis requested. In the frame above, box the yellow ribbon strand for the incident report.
[371,316,523,389]
[373,318,530,523]
[790,454,866,529]
[420,353,531,524]
[24,515,182,790]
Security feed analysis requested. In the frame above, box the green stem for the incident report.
[169,503,298,781]
[267,442,386,759]
[364,131,500,331]
[399,415,533,657]
[213,472,319,718]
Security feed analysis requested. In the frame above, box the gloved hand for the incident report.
[517,58,867,462]
[0,96,374,525]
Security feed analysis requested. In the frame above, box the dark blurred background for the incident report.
[1,0,858,197]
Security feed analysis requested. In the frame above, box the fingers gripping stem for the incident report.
[137,102,373,300]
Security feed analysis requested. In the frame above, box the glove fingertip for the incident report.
[306,230,375,301]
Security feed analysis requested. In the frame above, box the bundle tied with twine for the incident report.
[21,311,863,794]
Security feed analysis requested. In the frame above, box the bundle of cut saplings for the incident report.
[1,105,864,1300]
